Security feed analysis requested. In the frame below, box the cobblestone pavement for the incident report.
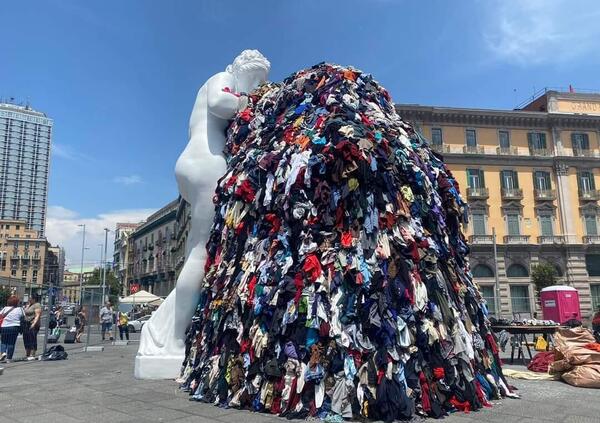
[0,340,598,423]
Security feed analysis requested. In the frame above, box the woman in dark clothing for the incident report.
[23,293,42,360]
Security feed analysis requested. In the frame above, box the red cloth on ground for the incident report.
[527,351,555,373]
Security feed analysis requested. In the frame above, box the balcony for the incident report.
[529,148,552,157]
[583,235,600,244]
[469,235,493,244]
[578,190,600,201]
[504,235,530,244]
[466,187,489,200]
[573,149,599,158]
[432,144,450,154]
[537,235,565,244]
[497,146,519,156]
[501,188,523,200]
[463,145,485,154]
[534,189,556,201]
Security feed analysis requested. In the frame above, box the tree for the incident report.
[531,263,558,297]
[84,268,122,305]
[0,287,11,307]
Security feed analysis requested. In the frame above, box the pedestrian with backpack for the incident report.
[0,295,25,363]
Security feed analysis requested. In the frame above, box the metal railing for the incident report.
[469,234,494,244]
[504,235,530,244]
[501,188,523,200]
[534,189,556,201]
[583,235,600,244]
[529,148,552,157]
[537,235,565,244]
[463,145,485,154]
[579,190,600,201]
[466,187,489,199]
[496,146,519,156]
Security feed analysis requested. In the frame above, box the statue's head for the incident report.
[227,49,270,93]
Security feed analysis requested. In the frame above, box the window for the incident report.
[587,255,600,276]
[472,212,487,235]
[480,285,496,316]
[15,225,20,230]
[534,171,552,191]
[466,129,477,147]
[539,215,554,236]
[472,264,494,278]
[572,133,590,151]
[528,132,547,150]
[467,169,485,188]
[507,214,521,235]
[578,171,596,192]
[584,215,598,236]
[510,285,531,315]
[22,270,27,277]
[591,285,600,312]
[501,170,519,189]
[507,263,529,278]
[499,130,510,148]
[431,128,443,146]
[11,269,16,277]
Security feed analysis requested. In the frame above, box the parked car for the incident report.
[63,304,76,316]
[128,315,151,333]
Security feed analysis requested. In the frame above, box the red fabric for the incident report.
[239,108,252,122]
[583,343,600,352]
[234,179,256,203]
[474,380,492,408]
[527,351,555,373]
[265,213,281,234]
[485,333,499,355]
[303,254,322,282]
[341,232,353,248]
[293,273,304,303]
[433,367,445,380]
[450,396,471,413]
[418,372,432,414]
[592,313,600,326]
[247,275,258,306]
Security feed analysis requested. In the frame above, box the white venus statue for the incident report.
[135,50,271,379]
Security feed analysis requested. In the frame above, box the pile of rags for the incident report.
[178,63,517,421]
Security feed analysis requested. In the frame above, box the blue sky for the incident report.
[2,0,600,266]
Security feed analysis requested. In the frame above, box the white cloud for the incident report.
[483,0,600,65]
[113,175,143,185]
[51,143,93,162]
[46,205,156,269]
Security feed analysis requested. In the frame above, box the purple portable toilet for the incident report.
[540,285,581,324]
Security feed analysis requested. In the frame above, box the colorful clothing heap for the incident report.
[178,63,517,421]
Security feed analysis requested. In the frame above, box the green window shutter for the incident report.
[571,133,579,150]
[472,213,486,235]
[500,171,507,189]
[527,133,534,150]
[577,172,583,191]
[513,170,519,188]
[507,214,520,235]
[539,133,547,149]
[540,215,553,236]
[479,170,485,188]
[585,215,598,236]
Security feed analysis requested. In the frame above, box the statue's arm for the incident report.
[207,73,240,120]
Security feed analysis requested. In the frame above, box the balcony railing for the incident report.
[497,146,519,155]
[529,148,552,157]
[573,149,599,158]
[583,235,600,244]
[578,190,600,201]
[537,235,565,244]
[501,188,523,200]
[534,189,556,201]
[463,145,485,154]
[504,235,530,244]
[469,235,493,244]
[466,187,489,199]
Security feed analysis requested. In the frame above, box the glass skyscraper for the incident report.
[0,102,52,236]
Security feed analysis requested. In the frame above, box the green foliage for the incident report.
[531,263,558,295]
[0,287,12,307]
[84,268,122,305]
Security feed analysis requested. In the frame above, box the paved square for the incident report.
[0,337,598,423]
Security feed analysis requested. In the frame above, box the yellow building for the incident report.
[397,90,600,320]
[0,218,49,298]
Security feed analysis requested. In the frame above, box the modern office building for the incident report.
[0,102,52,236]
[397,89,600,320]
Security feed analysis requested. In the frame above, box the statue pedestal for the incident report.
[134,354,183,379]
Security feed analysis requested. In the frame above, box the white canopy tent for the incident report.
[119,290,161,304]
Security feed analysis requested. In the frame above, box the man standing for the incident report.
[99,302,114,341]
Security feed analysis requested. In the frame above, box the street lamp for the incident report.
[78,224,86,305]
[102,228,110,303]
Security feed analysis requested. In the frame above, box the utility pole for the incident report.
[492,227,502,319]
[78,224,86,305]
[102,228,109,303]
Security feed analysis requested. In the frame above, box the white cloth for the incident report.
[0,306,24,327]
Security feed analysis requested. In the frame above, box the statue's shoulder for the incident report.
[206,71,235,86]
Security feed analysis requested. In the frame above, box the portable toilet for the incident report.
[540,285,581,324]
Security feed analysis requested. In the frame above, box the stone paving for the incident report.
[0,338,599,423]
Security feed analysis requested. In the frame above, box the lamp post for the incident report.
[102,228,110,303]
[78,224,86,305]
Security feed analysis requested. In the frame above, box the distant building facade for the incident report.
[173,196,191,279]
[0,102,52,236]
[61,266,95,303]
[113,222,140,296]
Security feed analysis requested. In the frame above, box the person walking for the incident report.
[0,295,25,363]
[117,311,129,341]
[23,293,42,360]
[75,306,86,343]
[99,302,114,341]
